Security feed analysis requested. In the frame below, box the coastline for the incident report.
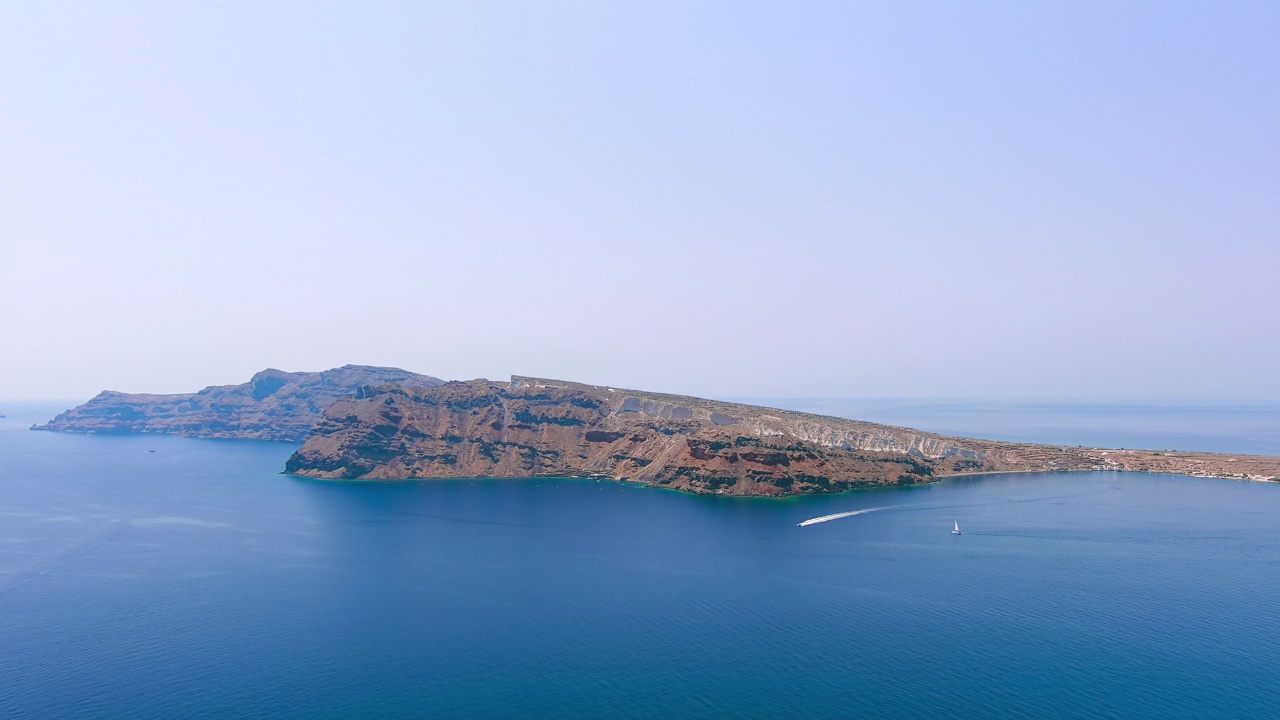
[939,467,1280,484]
[283,464,1280,500]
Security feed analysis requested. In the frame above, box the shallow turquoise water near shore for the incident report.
[1,404,1279,718]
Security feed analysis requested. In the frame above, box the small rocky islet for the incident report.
[34,368,1280,495]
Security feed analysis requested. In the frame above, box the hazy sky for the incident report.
[2,2,1276,402]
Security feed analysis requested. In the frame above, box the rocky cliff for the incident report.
[285,377,1280,495]
[273,378,1143,493]
[34,365,444,441]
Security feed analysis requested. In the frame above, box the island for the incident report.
[284,376,1280,495]
[34,365,443,441]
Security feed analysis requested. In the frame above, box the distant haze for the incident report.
[2,2,1276,402]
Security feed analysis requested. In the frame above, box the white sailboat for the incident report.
[951,521,961,535]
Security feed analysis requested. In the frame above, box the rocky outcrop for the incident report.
[33,365,444,441]
[285,376,982,495]
[284,377,1280,495]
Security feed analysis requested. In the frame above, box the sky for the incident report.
[1,1,1276,403]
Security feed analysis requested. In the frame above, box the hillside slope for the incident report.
[283,376,1280,495]
[34,365,444,441]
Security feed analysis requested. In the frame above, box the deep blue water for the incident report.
[2,403,1279,718]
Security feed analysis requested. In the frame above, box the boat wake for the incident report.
[797,507,886,527]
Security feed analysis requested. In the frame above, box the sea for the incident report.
[1,400,1278,719]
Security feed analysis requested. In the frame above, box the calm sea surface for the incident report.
[1,402,1279,718]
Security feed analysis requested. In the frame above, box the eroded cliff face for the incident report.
[33,365,444,441]
[284,377,1003,495]
[285,377,1280,495]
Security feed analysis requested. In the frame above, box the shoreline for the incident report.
[284,466,1280,498]
[940,467,1279,484]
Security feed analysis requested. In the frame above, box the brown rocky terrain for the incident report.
[34,365,443,441]
[285,377,1280,495]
